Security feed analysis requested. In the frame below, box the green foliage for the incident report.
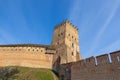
[33,69,53,80]
[0,66,59,80]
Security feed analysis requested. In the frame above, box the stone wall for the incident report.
[71,50,120,80]
[0,46,57,69]
[52,21,82,64]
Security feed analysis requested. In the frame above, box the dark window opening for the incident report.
[57,42,59,45]
[72,43,74,48]
[58,34,60,37]
[72,51,74,56]
[41,50,43,52]
[75,38,76,41]
[72,36,73,38]
[68,34,70,36]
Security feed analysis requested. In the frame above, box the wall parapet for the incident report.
[74,50,120,67]
[71,50,120,80]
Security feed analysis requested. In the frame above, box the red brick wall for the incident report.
[71,51,120,80]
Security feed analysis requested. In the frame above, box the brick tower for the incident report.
[52,20,82,64]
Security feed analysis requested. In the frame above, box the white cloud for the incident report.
[87,0,120,55]
[68,0,82,20]
[97,40,120,54]
[69,0,120,58]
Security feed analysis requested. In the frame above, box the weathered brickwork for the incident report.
[52,20,82,64]
[0,21,119,80]
[71,51,120,80]
[0,44,57,69]
[0,20,81,69]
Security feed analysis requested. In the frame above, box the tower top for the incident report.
[54,20,78,31]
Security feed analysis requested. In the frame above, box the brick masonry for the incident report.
[71,51,120,80]
[0,45,58,69]
[0,21,119,80]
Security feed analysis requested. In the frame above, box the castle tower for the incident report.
[52,20,82,64]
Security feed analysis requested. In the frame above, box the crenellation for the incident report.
[0,21,120,80]
[85,56,96,66]
[71,51,120,80]
[96,54,110,65]
[55,20,79,32]
[0,44,57,69]
[0,46,55,54]
[52,20,82,64]
[79,60,86,67]
[110,51,120,63]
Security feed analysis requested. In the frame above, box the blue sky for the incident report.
[0,0,120,59]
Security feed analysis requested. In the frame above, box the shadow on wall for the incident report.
[52,55,73,80]
[52,54,61,75]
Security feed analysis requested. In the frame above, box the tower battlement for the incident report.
[0,20,82,68]
[55,20,78,31]
[52,20,82,64]
[0,21,119,80]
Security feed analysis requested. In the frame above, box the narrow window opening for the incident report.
[72,43,74,48]
[71,51,74,56]
[75,38,76,41]
[72,36,73,38]
[58,34,60,37]
[41,50,43,52]
[68,34,70,36]
[61,33,63,35]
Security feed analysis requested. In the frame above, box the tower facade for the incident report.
[52,20,82,64]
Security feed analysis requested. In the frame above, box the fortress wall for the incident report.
[71,51,120,80]
[0,46,56,69]
[110,51,120,63]
[96,54,110,65]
